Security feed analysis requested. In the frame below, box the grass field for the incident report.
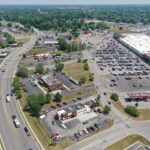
[110,29,133,33]
[63,89,97,101]
[55,50,66,56]
[16,38,30,44]
[19,92,71,150]
[105,134,150,150]
[30,48,47,53]
[111,99,150,121]
[63,62,93,86]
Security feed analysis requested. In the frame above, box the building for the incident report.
[39,74,63,91]
[115,33,150,63]
[56,103,91,121]
[127,93,150,102]
[84,31,92,35]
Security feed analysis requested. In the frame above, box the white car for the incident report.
[14,118,20,128]
[83,128,89,134]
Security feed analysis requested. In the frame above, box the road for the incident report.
[0,30,40,150]
[65,49,150,150]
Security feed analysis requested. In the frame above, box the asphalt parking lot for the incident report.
[40,95,110,142]
[21,77,43,95]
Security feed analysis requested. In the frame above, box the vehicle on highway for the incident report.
[24,127,31,136]
[6,95,11,103]
[108,101,111,105]
[52,120,56,125]
[13,117,20,128]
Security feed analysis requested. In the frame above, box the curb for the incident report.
[0,134,6,150]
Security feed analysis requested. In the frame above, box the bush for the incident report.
[55,62,64,72]
[83,63,89,70]
[79,76,87,85]
[125,105,140,117]
[83,59,87,63]
[53,92,62,103]
[77,58,81,63]
[111,93,119,102]
[89,73,94,81]
[16,66,28,77]
[103,105,111,114]
[15,90,22,99]
[35,64,44,74]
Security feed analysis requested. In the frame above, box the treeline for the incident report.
[0,32,16,48]
[0,5,150,32]
[58,38,85,52]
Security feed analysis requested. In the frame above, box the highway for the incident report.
[0,31,40,150]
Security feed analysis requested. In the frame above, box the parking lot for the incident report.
[40,95,110,143]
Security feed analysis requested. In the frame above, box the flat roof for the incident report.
[77,112,97,123]
[120,34,150,54]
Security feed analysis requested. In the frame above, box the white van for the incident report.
[6,96,11,103]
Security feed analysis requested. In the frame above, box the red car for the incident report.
[87,127,92,133]
[63,102,67,105]
[2,69,5,72]
[56,103,62,107]
[12,114,16,119]
[50,105,56,109]
[74,133,79,139]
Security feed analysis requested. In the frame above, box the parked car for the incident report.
[87,128,92,133]
[56,103,62,107]
[62,102,67,105]
[83,128,89,134]
[90,126,96,131]
[74,133,79,139]
[50,105,56,109]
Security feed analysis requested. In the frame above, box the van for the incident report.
[38,114,46,120]
[6,96,11,103]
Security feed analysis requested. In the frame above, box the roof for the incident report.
[120,34,150,54]
[52,133,59,138]
[127,93,150,98]
[40,74,61,86]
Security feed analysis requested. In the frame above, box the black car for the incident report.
[90,126,96,131]
[94,123,99,128]
[24,127,31,136]
[108,101,111,105]
[135,103,138,107]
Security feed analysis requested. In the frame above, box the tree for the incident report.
[97,94,101,101]
[7,23,12,27]
[30,103,41,116]
[15,90,22,99]
[83,59,87,63]
[89,73,94,81]
[16,66,28,77]
[125,105,140,117]
[83,63,89,70]
[46,68,50,73]
[103,105,111,114]
[53,92,62,103]
[77,57,81,63]
[38,93,46,106]
[13,82,21,91]
[79,76,87,85]
[111,93,119,102]
[55,62,64,72]
[35,64,44,74]
[68,35,72,40]
[46,93,52,103]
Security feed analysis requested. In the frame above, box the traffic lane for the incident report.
[0,34,39,150]
[1,60,35,150]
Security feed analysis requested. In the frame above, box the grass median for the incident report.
[104,134,150,150]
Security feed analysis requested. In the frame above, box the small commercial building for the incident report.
[39,74,63,91]
[127,93,150,102]
[56,104,91,121]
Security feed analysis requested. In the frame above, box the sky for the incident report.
[0,0,150,5]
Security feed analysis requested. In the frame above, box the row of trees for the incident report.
[58,38,85,53]
[13,77,22,99]
[25,93,51,116]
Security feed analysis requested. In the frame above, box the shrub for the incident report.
[125,105,140,117]
[111,93,119,102]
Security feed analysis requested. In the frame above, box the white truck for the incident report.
[6,96,11,103]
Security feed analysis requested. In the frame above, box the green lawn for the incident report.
[30,48,47,53]
[63,62,93,86]
[16,38,30,44]
[105,134,150,150]
[111,98,150,121]
[55,50,66,55]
